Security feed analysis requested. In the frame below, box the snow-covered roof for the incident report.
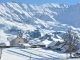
[22,43,31,46]
[57,43,64,48]
[51,38,63,42]
[37,39,52,45]
[30,39,52,47]
[61,45,69,52]
[48,41,58,46]
[48,41,59,46]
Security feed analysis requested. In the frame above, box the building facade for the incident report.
[10,31,24,46]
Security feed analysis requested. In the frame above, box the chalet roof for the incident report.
[37,39,52,45]
[33,40,51,46]
[48,41,57,46]
[22,43,31,46]
[57,43,64,49]
[61,45,69,52]
[51,37,63,42]
[48,41,60,47]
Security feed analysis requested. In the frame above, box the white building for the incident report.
[20,43,31,48]
[37,39,52,47]
[48,41,61,49]
[9,31,24,46]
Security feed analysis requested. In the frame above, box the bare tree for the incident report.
[63,30,78,57]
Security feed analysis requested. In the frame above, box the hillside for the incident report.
[0,2,80,43]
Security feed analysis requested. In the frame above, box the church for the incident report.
[9,31,24,46]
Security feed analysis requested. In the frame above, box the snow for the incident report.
[22,43,31,46]
[52,38,63,42]
[0,30,9,46]
[57,43,64,49]
[0,2,80,60]
[29,39,41,45]
[0,2,79,30]
[48,41,57,46]
[61,45,69,52]
[37,40,52,46]
[7,35,17,41]
[0,2,80,43]
[0,47,64,60]
[0,47,79,60]
[29,39,52,47]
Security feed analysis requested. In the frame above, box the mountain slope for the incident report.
[54,3,80,27]
[0,2,80,43]
[0,2,69,31]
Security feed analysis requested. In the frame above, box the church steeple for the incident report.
[18,30,23,38]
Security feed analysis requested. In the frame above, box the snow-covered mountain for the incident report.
[0,2,68,31]
[0,2,80,43]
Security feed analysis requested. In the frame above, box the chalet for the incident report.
[20,43,31,48]
[48,41,61,49]
[9,31,24,46]
[61,45,69,53]
[31,39,52,48]
[35,42,46,48]
[61,44,77,53]
[56,43,64,50]
[37,40,52,48]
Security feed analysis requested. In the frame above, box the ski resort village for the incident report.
[1,1,80,60]
[1,29,80,60]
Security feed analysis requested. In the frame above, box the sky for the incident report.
[0,0,80,5]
